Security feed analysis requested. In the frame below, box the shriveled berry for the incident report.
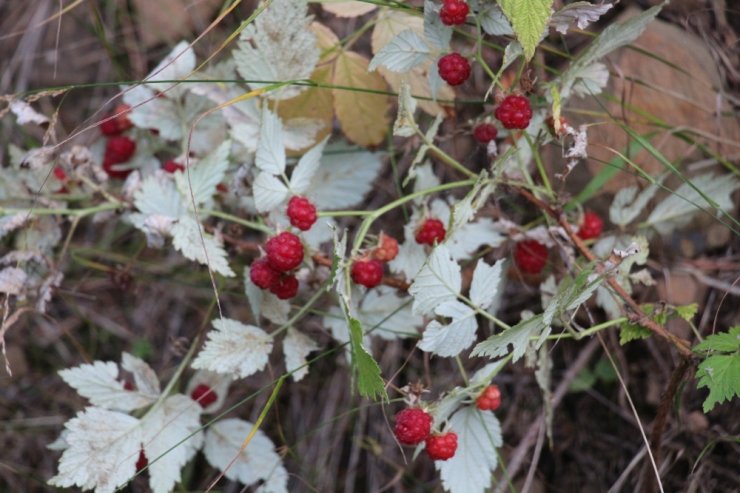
[415,218,446,246]
[494,94,533,130]
[265,232,304,272]
[438,53,470,86]
[135,449,148,472]
[425,432,458,461]
[250,258,280,289]
[163,159,184,173]
[476,384,501,411]
[269,274,299,300]
[372,233,399,262]
[351,259,384,288]
[394,408,433,445]
[514,240,548,274]
[577,211,603,240]
[286,196,317,231]
[439,0,469,26]
[190,383,218,408]
[473,123,498,144]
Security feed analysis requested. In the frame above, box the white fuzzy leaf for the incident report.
[388,236,427,280]
[0,267,27,295]
[568,62,610,98]
[233,0,318,100]
[146,41,196,94]
[123,85,182,140]
[289,136,328,194]
[283,328,320,382]
[134,175,186,218]
[175,140,231,207]
[368,29,430,72]
[472,314,548,362]
[253,172,290,212]
[480,4,514,36]
[59,361,156,412]
[393,80,418,137]
[121,353,161,398]
[470,259,505,310]
[171,217,235,277]
[305,147,383,210]
[446,219,505,261]
[358,286,422,340]
[550,2,613,34]
[418,300,478,357]
[191,318,273,378]
[409,245,462,316]
[437,407,502,493]
[423,0,452,50]
[203,418,288,493]
[645,173,740,235]
[141,395,203,493]
[320,0,377,18]
[256,109,286,175]
[49,407,141,493]
[609,181,660,227]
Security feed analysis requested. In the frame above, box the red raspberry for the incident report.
[494,95,533,130]
[135,449,148,472]
[53,166,67,181]
[476,384,501,411]
[269,274,299,299]
[249,258,280,289]
[100,104,133,136]
[351,259,384,288]
[438,53,470,86]
[104,136,137,164]
[190,383,218,408]
[103,157,132,179]
[415,218,446,246]
[425,432,458,461]
[264,232,304,272]
[163,159,184,173]
[122,379,135,391]
[577,211,603,240]
[372,233,399,262]
[286,196,317,231]
[439,0,469,26]
[394,408,433,445]
[514,240,548,274]
[473,123,498,145]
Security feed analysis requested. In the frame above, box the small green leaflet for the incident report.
[498,0,554,61]
[619,321,652,345]
[694,327,740,412]
[349,317,387,400]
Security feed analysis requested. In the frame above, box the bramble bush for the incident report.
[1,1,738,492]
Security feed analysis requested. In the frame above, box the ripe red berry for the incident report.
[135,449,148,472]
[438,53,470,86]
[415,218,446,246]
[494,95,533,130]
[53,166,67,181]
[103,157,132,179]
[249,258,280,289]
[473,123,498,145]
[100,104,133,136]
[514,240,548,274]
[394,408,433,446]
[163,159,184,173]
[269,274,299,300]
[476,384,502,411]
[372,233,399,262]
[577,211,603,240]
[351,259,384,288]
[286,196,317,231]
[103,136,137,180]
[425,432,458,461]
[439,0,469,26]
[122,380,135,391]
[264,232,304,272]
[190,383,218,408]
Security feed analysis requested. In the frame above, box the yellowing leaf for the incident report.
[333,51,390,147]
[379,63,454,117]
[311,21,341,55]
[371,8,424,54]
[320,0,377,18]
[499,0,553,60]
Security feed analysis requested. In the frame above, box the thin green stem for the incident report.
[317,210,373,218]
[271,283,328,338]
[203,209,271,233]
[540,317,628,341]
[0,202,119,217]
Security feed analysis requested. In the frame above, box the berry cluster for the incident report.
[514,240,548,275]
[100,104,136,179]
[250,232,305,300]
[415,218,446,246]
[393,408,458,461]
[439,0,469,26]
[476,384,502,411]
[495,94,533,130]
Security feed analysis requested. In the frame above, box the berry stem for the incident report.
[317,210,373,218]
[203,209,272,233]
[522,133,554,197]
[417,128,477,179]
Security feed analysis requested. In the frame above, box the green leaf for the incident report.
[675,303,699,322]
[619,319,652,345]
[694,326,740,354]
[349,317,387,400]
[498,0,553,61]
[472,314,548,362]
[696,353,740,412]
